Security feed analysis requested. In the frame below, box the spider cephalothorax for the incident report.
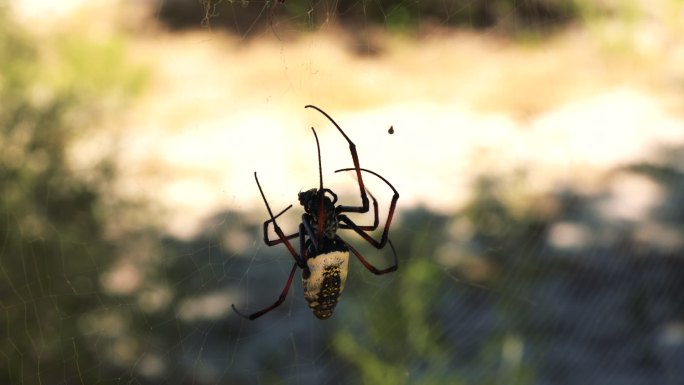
[298,188,339,240]
[232,105,399,320]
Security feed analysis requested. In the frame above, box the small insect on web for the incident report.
[232,105,399,320]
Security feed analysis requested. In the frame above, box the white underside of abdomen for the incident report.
[303,251,349,306]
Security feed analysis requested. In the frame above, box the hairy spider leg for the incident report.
[305,105,370,214]
[341,237,398,275]
[231,262,298,320]
[335,167,399,249]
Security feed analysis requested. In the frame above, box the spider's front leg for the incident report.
[305,104,370,214]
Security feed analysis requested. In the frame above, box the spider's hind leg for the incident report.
[335,167,399,249]
[338,188,379,231]
[343,237,398,275]
[232,262,298,320]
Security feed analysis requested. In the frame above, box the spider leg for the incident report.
[335,167,399,247]
[322,188,338,205]
[255,172,306,267]
[338,188,379,230]
[232,219,316,321]
[341,237,398,275]
[231,262,298,320]
[263,204,299,246]
[305,105,369,214]
[300,214,320,253]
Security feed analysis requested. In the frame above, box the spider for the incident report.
[231,105,399,320]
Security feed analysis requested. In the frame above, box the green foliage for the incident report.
[158,0,598,36]
[383,3,419,33]
[329,180,546,384]
[161,0,684,41]
[331,209,468,385]
[0,8,146,384]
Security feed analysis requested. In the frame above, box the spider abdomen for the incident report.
[302,250,349,319]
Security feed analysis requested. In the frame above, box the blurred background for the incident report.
[2,0,684,384]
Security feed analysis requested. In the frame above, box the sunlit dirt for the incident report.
[122,30,684,237]
[16,1,684,238]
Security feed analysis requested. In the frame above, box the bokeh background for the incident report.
[2,1,684,384]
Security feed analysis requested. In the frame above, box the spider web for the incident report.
[4,1,684,384]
